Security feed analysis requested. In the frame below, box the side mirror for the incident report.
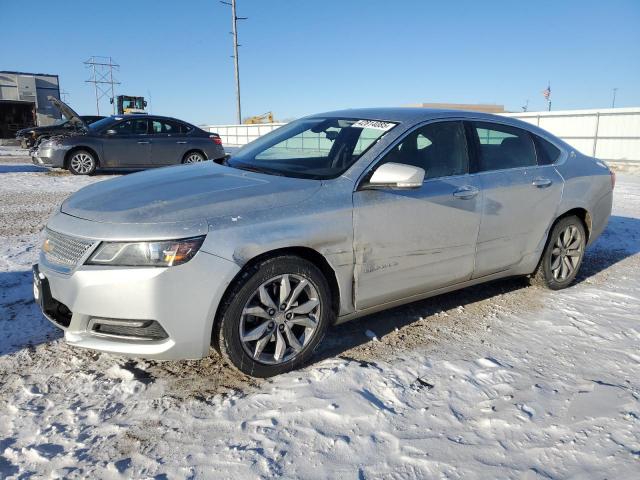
[364,162,424,189]
[105,129,117,136]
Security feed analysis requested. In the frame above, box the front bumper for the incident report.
[35,250,240,360]
[31,144,66,168]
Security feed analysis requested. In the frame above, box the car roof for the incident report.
[109,114,185,121]
[311,107,565,144]
[311,107,517,124]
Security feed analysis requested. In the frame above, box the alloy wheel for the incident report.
[550,225,583,281]
[70,153,94,174]
[239,274,321,365]
[184,152,205,163]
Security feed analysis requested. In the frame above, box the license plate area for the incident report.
[32,265,72,328]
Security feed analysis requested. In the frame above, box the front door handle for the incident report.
[137,141,150,144]
[176,141,187,144]
[532,177,552,188]
[452,186,479,199]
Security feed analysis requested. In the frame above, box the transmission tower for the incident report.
[221,0,247,123]
[84,56,121,115]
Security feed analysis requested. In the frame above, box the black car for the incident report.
[16,114,105,149]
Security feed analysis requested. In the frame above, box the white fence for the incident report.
[204,107,640,164]
[203,123,286,148]
[501,108,640,165]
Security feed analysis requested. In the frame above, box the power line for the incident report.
[84,56,121,115]
[221,0,247,123]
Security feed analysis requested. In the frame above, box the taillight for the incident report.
[210,134,222,145]
[610,169,616,189]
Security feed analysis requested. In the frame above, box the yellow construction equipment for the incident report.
[244,112,274,124]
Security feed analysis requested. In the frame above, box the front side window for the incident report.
[380,121,469,179]
[473,121,537,171]
[228,118,396,179]
[133,119,148,135]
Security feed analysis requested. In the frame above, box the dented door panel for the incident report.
[353,176,482,310]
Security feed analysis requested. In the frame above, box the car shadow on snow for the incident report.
[315,214,640,365]
[0,164,49,174]
[0,270,62,357]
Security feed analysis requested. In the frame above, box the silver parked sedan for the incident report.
[31,98,225,175]
[33,108,614,377]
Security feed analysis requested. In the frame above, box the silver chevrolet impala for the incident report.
[33,108,614,377]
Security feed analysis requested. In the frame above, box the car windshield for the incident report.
[87,117,117,132]
[52,118,69,126]
[228,117,396,179]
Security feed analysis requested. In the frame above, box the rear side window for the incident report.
[151,119,183,135]
[472,121,536,171]
[179,123,194,134]
[534,135,561,165]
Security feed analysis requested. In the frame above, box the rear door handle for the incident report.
[452,186,479,199]
[137,141,150,144]
[176,141,187,144]
[532,177,552,188]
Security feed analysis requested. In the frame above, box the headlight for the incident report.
[86,236,205,267]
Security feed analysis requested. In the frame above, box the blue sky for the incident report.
[2,0,639,124]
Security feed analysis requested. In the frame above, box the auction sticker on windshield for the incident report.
[351,120,395,131]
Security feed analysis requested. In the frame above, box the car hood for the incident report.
[18,124,65,135]
[60,162,322,225]
[48,96,86,128]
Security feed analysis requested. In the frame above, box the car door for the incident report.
[100,118,151,167]
[468,121,563,277]
[352,121,482,310]
[149,118,186,165]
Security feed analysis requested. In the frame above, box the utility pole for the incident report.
[221,0,246,123]
[84,56,120,115]
[611,87,618,108]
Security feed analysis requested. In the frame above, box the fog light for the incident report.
[88,318,168,341]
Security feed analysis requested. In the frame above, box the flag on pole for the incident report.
[542,83,551,100]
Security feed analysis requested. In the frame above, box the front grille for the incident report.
[43,228,96,267]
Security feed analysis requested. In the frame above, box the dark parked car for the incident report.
[31,98,225,175]
[16,109,104,149]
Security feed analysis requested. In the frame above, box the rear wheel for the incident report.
[531,215,586,290]
[183,151,206,164]
[216,256,332,377]
[68,150,97,175]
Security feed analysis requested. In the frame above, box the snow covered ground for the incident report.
[0,156,639,479]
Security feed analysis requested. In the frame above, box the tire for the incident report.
[68,150,97,175]
[182,151,206,164]
[530,215,586,290]
[216,255,332,377]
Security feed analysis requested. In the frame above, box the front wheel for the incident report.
[216,256,332,377]
[68,150,97,175]
[531,215,586,290]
